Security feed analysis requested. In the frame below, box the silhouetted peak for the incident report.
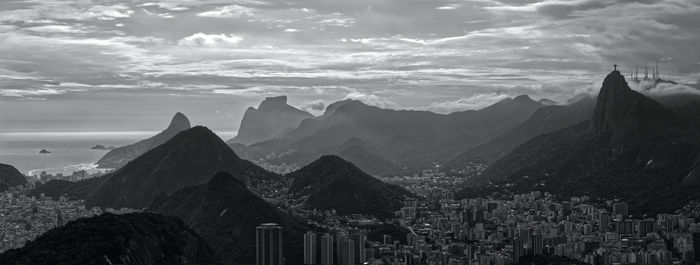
[316,154,351,165]
[590,70,682,136]
[321,99,364,117]
[490,95,537,107]
[288,154,414,219]
[0,163,27,192]
[298,155,366,176]
[206,171,245,189]
[332,99,372,114]
[258,95,288,110]
[167,126,235,153]
[483,94,542,112]
[0,212,226,265]
[0,163,20,171]
[591,71,637,133]
[177,126,214,137]
[601,70,630,93]
[570,96,594,106]
[566,94,594,105]
[538,98,558,105]
[204,171,249,195]
[340,137,367,147]
[513,95,535,103]
[166,112,191,131]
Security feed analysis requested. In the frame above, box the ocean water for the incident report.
[0,132,156,176]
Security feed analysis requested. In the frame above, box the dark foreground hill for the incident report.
[0,163,27,192]
[457,71,700,215]
[149,171,315,265]
[34,126,278,209]
[97,112,191,169]
[0,213,226,265]
[287,155,415,219]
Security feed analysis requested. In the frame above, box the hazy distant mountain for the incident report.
[458,71,700,214]
[36,126,277,209]
[0,163,26,192]
[149,171,314,265]
[97,112,191,169]
[446,96,594,166]
[0,213,225,265]
[236,96,544,175]
[287,155,415,219]
[334,138,402,176]
[230,96,314,145]
[652,93,700,108]
[538,98,558,105]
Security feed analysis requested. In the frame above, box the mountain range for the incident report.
[232,95,546,175]
[445,96,595,168]
[28,124,414,264]
[0,163,26,192]
[35,126,277,209]
[97,112,191,169]
[11,70,700,265]
[0,213,226,265]
[457,70,700,214]
[287,155,415,219]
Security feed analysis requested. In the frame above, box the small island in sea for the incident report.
[91,145,115,150]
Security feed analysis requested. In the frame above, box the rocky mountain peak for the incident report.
[166,112,191,132]
[589,70,682,137]
[591,70,638,134]
[258,95,288,110]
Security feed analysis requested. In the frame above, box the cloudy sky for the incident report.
[1,0,699,134]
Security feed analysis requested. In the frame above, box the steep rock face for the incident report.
[590,70,683,141]
[286,155,415,219]
[231,96,314,145]
[97,112,191,169]
[149,172,314,265]
[458,71,700,214]
[0,163,27,192]
[590,70,635,133]
[0,213,226,265]
[167,112,191,131]
[35,126,278,209]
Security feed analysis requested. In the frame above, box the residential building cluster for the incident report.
[383,169,474,200]
[275,192,700,265]
[33,169,111,183]
[0,183,103,253]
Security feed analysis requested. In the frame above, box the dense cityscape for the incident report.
[0,183,99,252]
[293,192,700,265]
[5,166,700,265]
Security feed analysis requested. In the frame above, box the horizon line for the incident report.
[0,130,238,137]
